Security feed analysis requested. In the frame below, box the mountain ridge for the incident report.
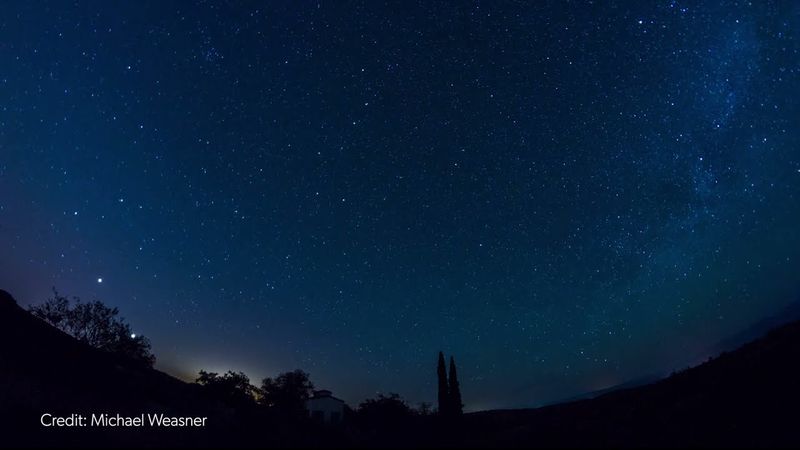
[3,288,800,447]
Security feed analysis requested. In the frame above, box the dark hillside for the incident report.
[4,287,800,448]
[460,319,800,447]
[0,290,331,448]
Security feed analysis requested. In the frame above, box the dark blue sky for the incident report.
[1,1,799,410]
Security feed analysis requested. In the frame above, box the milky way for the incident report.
[1,1,799,409]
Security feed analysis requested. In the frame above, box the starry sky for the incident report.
[1,1,799,410]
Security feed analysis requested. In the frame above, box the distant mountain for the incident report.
[711,299,800,355]
[545,374,663,406]
[462,316,800,447]
[4,287,800,448]
[549,300,800,408]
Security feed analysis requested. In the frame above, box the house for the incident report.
[306,390,345,424]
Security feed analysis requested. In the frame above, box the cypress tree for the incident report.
[449,356,463,415]
[437,351,449,416]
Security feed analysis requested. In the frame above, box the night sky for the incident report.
[1,1,799,410]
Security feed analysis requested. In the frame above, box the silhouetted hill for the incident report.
[544,374,663,406]
[711,299,800,356]
[0,290,225,447]
[459,318,800,448]
[4,287,800,448]
[0,290,332,448]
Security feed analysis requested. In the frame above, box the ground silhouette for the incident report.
[2,288,800,447]
[0,290,334,448]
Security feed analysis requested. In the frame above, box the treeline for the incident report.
[27,290,450,425]
[29,289,155,366]
[193,369,435,422]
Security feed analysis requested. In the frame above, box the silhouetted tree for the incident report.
[260,369,314,416]
[29,289,155,366]
[437,351,449,416]
[449,356,463,415]
[415,402,433,416]
[357,393,414,428]
[196,370,257,406]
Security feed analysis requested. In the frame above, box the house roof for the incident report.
[308,390,345,403]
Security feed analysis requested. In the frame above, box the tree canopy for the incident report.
[29,289,155,366]
[196,370,258,406]
[260,369,315,416]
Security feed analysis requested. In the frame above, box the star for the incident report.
[1,0,795,412]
